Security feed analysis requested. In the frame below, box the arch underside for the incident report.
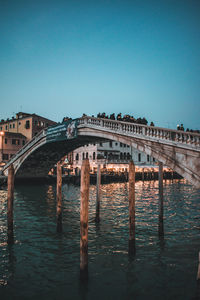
[12,126,200,188]
[15,135,108,179]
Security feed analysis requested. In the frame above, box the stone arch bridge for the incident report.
[2,116,200,188]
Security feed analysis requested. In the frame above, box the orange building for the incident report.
[0,112,56,165]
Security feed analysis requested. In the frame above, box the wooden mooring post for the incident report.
[95,164,101,223]
[197,252,200,280]
[7,164,14,244]
[56,162,62,233]
[129,160,136,254]
[142,168,144,181]
[80,159,90,279]
[158,162,164,236]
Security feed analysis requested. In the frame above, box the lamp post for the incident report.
[0,131,5,163]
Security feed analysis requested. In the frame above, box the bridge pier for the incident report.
[158,162,164,236]
[80,159,90,280]
[129,160,136,255]
[95,164,101,223]
[7,164,14,244]
[56,162,62,233]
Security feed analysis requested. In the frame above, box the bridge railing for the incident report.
[78,116,200,147]
[2,129,47,172]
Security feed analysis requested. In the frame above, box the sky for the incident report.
[0,0,200,130]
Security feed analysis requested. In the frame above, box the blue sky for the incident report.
[0,0,200,130]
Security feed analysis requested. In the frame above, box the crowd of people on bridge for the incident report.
[96,112,155,126]
[62,114,199,134]
[177,124,200,134]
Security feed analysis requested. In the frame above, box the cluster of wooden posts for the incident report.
[6,160,199,280]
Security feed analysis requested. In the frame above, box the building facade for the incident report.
[70,141,156,173]
[0,112,56,141]
[0,112,56,165]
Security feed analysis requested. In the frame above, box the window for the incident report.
[82,153,85,160]
[120,152,123,159]
[0,126,2,130]
[76,153,79,161]
[120,143,123,147]
[109,141,112,147]
[115,142,118,146]
[5,125,8,130]
[22,140,25,146]
[13,124,15,128]
[12,139,16,145]
[3,153,9,160]
[93,152,96,160]
[124,144,126,147]
[138,153,141,162]
[99,142,103,146]
[25,120,30,129]
[147,155,150,162]
[86,152,88,159]
[19,122,21,126]
[9,124,12,128]
[17,139,20,145]
[5,138,7,144]
[153,157,155,162]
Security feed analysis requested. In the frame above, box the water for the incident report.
[0,179,200,300]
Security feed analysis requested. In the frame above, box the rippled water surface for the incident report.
[0,179,200,299]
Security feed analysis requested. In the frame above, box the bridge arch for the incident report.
[78,127,200,188]
[2,117,200,188]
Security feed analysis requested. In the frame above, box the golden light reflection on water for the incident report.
[0,179,200,299]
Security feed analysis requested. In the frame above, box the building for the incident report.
[0,112,56,141]
[70,141,156,173]
[0,112,56,165]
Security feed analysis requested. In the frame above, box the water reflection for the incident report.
[0,179,200,299]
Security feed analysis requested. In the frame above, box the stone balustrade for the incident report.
[78,116,200,148]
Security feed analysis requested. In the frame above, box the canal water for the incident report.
[0,179,200,300]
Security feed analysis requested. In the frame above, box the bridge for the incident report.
[2,116,200,188]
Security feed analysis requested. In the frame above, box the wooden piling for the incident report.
[152,168,155,180]
[80,159,90,279]
[129,160,136,254]
[95,164,101,223]
[158,162,164,236]
[197,252,200,280]
[142,168,144,181]
[7,164,14,244]
[56,162,62,233]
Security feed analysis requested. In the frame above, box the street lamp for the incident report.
[0,131,5,163]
